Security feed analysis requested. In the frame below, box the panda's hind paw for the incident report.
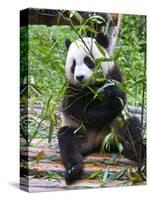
[64,164,83,184]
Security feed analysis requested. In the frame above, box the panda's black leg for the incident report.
[57,126,83,184]
[120,116,146,163]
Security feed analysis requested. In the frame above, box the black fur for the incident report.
[65,38,71,49]
[96,33,110,49]
[62,84,126,129]
[106,64,123,82]
[84,56,95,69]
[57,126,83,184]
[87,32,110,49]
[71,59,76,74]
[120,117,146,162]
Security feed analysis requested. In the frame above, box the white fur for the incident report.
[61,112,80,127]
[65,37,114,85]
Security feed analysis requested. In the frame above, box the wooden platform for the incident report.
[20,134,145,192]
[20,8,119,27]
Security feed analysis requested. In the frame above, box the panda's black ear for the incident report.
[65,38,71,49]
[96,33,109,49]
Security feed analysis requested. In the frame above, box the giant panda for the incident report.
[57,35,146,184]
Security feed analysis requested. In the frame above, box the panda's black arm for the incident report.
[85,97,125,128]
[62,85,126,128]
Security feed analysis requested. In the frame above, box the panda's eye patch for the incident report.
[71,59,76,74]
[84,56,95,69]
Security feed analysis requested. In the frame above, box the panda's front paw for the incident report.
[103,86,126,101]
[103,86,115,97]
[65,164,83,184]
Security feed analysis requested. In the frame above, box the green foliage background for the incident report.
[114,15,146,106]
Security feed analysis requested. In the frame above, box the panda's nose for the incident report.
[76,75,84,81]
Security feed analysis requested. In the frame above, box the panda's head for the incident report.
[65,37,114,86]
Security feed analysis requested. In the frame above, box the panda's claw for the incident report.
[65,164,83,184]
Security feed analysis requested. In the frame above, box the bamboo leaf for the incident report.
[48,120,54,143]
[108,169,127,181]
[89,170,103,179]
[89,15,106,23]
[95,41,106,57]
[45,172,64,182]
[86,26,98,33]
[103,169,109,183]
[94,82,115,99]
[69,10,83,23]
[35,150,45,161]
[127,168,143,183]
[100,133,112,152]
